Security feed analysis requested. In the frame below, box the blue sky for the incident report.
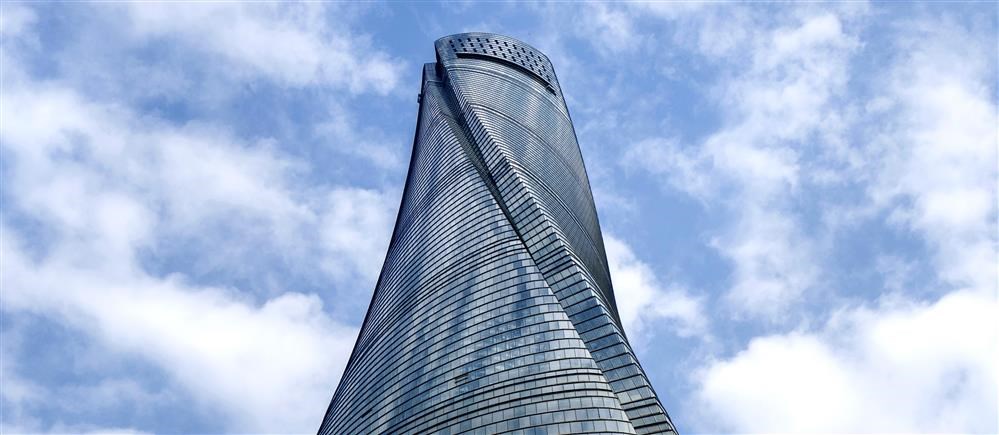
[1,2,996,434]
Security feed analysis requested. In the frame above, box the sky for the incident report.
[0,2,996,434]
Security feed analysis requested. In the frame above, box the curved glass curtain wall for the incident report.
[318,33,677,435]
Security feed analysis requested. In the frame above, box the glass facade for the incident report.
[318,33,676,435]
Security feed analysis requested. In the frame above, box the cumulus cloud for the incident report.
[0,80,379,282]
[320,188,397,285]
[690,11,998,435]
[0,79,378,433]
[3,234,357,431]
[315,104,406,171]
[696,288,997,433]
[610,5,996,432]
[621,138,714,201]
[576,2,641,55]
[123,3,405,94]
[622,11,857,320]
[604,235,708,345]
[863,16,997,294]
[0,7,397,432]
[0,3,36,39]
[4,2,995,434]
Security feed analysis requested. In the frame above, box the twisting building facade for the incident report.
[318,33,676,435]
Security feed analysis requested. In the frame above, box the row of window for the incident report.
[442,57,675,432]
[321,54,675,434]
[322,76,639,435]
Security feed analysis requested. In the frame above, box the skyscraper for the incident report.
[319,33,676,435]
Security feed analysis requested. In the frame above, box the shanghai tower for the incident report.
[319,33,677,435]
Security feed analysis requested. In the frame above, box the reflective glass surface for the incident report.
[318,33,677,435]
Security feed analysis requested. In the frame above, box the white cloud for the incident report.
[5,3,994,434]
[621,138,714,201]
[604,235,708,345]
[122,3,404,94]
[712,206,817,320]
[633,1,712,20]
[0,16,397,431]
[1,70,395,289]
[0,84,371,431]
[692,12,998,434]
[614,10,997,433]
[696,288,998,433]
[630,141,815,320]
[3,236,357,431]
[315,104,406,170]
[622,12,857,320]
[865,17,997,293]
[0,3,36,39]
[320,188,397,285]
[577,3,640,55]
